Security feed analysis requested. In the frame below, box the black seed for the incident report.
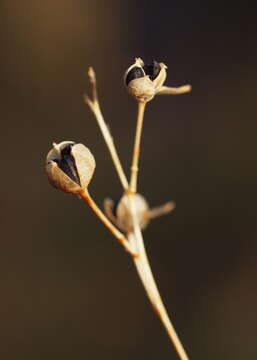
[143,61,161,81]
[58,157,81,185]
[125,66,144,85]
[57,144,81,185]
[61,144,74,157]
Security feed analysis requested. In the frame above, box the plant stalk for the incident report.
[129,101,146,193]
[127,195,189,360]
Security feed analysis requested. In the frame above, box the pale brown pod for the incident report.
[45,141,96,194]
[104,193,150,233]
[124,58,167,102]
[104,194,176,233]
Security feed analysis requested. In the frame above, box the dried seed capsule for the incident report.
[124,57,167,102]
[114,193,150,233]
[104,194,176,233]
[45,141,96,194]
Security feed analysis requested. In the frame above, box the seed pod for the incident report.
[124,58,167,102]
[45,141,96,194]
[113,193,150,233]
[104,194,176,233]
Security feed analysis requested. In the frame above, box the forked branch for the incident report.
[84,67,129,191]
[84,66,190,360]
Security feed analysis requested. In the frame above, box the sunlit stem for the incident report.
[84,67,129,191]
[157,85,192,95]
[129,101,146,193]
[127,194,189,360]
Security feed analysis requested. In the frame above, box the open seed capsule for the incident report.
[124,58,167,102]
[45,141,96,194]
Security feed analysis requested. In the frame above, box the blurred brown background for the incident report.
[1,1,257,359]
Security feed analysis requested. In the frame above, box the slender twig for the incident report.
[129,230,189,360]
[129,101,146,193]
[84,67,129,191]
[146,201,176,220]
[79,189,137,257]
[127,194,189,360]
[157,85,192,95]
[126,96,189,358]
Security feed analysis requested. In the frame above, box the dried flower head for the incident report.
[45,141,96,194]
[124,57,167,102]
[124,57,192,102]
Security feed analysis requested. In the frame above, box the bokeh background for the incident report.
[1,1,257,359]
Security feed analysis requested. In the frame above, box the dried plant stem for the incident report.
[79,189,137,257]
[129,101,146,193]
[158,85,192,95]
[127,98,189,358]
[147,201,176,219]
[84,67,129,191]
[85,68,189,359]
[127,196,189,360]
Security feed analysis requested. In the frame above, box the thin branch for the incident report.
[127,195,189,360]
[84,67,129,191]
[146,201,176,220]
[79,189,137,257]
[129,101,146,193]
[157,85,192,95]
[88,66,98,102]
